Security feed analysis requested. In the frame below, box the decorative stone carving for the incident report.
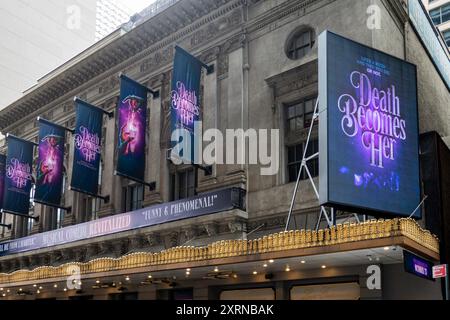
[190,9,242,48]
[140,46,174,74]
[228,220,247,233]
[145,232,161,247]
[199,46,221,64]
[217,53,229,77]
[98,75,120,95]
[86,244,99,259]
[180,227,197,244]
[73,248,85,262]
[203,223,219,237]
[163,231,179,249]
[129,235,144,251]
[112,240,124,257]
[98,241,113,255]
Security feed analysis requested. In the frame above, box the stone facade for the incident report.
[0,0,449,276]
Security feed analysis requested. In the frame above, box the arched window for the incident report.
[286,27,315,60]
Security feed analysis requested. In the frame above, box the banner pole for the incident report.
[0,209,39,222]
[174,45,214,74]
[5,133,39,147]
[0,223,12,230]
[119,73,160,98]
[36,117,75,134]
[114,171,156,191]
[74,97,114,118]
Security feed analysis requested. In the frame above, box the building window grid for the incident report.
[122,185,144,212]
[287,140,319,183]
[430,4,450,25]
[286,98,317,133]
[443,30,450,47]
[287,29,315,60]
[171,168,196,201]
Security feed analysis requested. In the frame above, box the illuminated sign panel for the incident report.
[403,250,434,281]
[319,31,421,218]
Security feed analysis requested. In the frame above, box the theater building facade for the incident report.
[0,0,449,300]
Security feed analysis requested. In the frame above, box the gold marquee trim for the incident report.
[0,218,439,284]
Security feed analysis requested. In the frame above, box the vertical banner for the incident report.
[34,119,65,207]
[70,99,103,196]
[2,136,34,215]
[318,31,421,218]
[0,154,6,211]
[116,75,148,183]
[170,46,203,164]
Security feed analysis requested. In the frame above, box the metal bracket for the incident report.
[285,97,335,231]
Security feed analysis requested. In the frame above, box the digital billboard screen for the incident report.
[318,31,421,218]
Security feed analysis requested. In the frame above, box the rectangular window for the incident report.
[430,4,450,25]
[286,97,317,133]
[84,197,100,221]
[122,185,144,212]
[444,30,450,47]
[170,168,196,201]
[287,140,319,183]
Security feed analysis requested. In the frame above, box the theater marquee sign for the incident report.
[0,188,242,256]
[318,31,421,218]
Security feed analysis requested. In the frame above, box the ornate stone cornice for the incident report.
[0,219,439,284]
[0,0,244,132]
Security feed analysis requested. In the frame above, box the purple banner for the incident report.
[0,188,241,256]
[0,154,5,211]
[34,119,66,207]
[70,99,103,196]
[2,136,34,215]
[116,75,148,183]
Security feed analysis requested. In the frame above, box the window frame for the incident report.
[170,167,197,201]
[286,28,315,60]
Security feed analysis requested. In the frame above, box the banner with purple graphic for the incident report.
[116,75,148,183]
[70,99,103,197]
[2,136,34,215]
[34,119,65,208]
[0,154,6,211]
[171,46,203,163]
[319,31,421,218]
